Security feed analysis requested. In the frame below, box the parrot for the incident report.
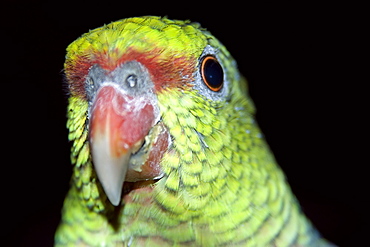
[55,16,335,246]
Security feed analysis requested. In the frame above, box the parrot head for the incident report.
[65,16,252,208]
[59,16,333,246]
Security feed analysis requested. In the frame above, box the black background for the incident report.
[2,2,366,246]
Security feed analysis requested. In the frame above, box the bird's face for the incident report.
[65,17,240,206]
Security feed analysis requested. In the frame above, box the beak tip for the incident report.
[90,134,129,207]
[106,189,122,206]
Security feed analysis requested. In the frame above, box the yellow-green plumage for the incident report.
[55,16,333,246]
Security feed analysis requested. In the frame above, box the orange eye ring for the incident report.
[200,55,224,92]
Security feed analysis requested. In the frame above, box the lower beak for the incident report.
[89,85,156,205]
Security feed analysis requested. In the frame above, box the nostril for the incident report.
[126,74,138,88]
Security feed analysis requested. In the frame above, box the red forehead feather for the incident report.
[65,48,197,97]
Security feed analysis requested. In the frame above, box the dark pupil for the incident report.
[204,58,223,88]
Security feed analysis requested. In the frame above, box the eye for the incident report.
[200,55,224,92]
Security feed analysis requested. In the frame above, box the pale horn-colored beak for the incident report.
[89,85,156,205]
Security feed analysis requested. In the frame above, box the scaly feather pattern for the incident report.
[55,16,334,246]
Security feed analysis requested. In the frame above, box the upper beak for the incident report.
[89,85,156,205]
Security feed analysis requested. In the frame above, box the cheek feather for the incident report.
[65,54,91,98]
[150,55,197,91]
